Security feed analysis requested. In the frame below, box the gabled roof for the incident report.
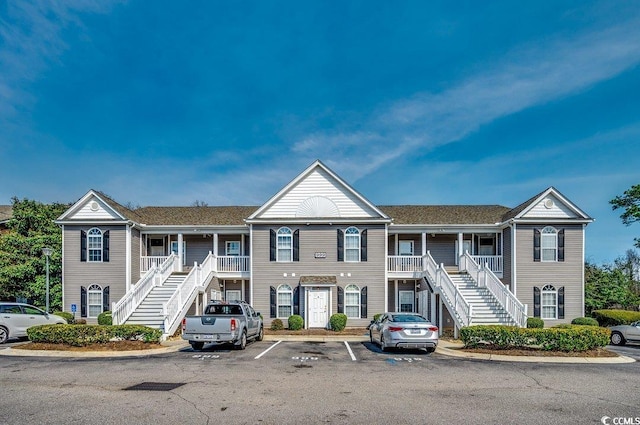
[380,205,511,225]
[247,160,390,221]
[501,187,592,221]
[135,206,258,226]
[56,190,143,222]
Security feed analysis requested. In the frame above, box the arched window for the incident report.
[541,284,557,319]
[344,227,360,262]
[87,228,103,262]
[87,284,103,318]
[277,227,293,262]
[345,284,360,318]
[541,226,558,262]
[277,284,293,318]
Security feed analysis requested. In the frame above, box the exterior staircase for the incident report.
[124,272,188,330]
[449,272,515,326]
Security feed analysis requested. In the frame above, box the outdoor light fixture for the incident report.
[42,247,52,313]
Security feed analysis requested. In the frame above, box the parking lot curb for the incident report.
[0,340,190,358]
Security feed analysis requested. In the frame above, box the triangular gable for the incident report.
[57,190,127,222]
[512,187,592,220]
[248,160,389,220]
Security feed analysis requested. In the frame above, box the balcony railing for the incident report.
[387,256,423,272]
[141,255,250,274]
[140,256,169,273]
[470,255,503,274]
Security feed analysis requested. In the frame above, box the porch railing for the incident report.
[140,256,169,273]
[162,252,216,336]
[112,254,179,325]
[470,255,503,274]
[217,255,250,273]
[461,252,527,327]
[387,255,423,272]
[423,251,472,329]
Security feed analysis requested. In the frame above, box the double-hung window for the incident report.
[541,227,558,262]
[87,284,103,318]
[277,227,293,262]
[541,284,557,319]
[344,285,360,318]
[344,227,360,262]
[277,284,293,318]
[87,228,103,262]
[226,241,240,256]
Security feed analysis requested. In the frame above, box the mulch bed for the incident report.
[459,345,618,358]
[13,341,162,352]
[265,327,368,336]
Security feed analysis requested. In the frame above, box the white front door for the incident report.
[308,289,329,328]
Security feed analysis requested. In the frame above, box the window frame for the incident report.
[226,241,241,256]
[87,228,103,262]
[541,226,558,262]
[398,240,414,256]
[276,284,293,318]
[276,227,293,262]
[344,284,361,319]
[225,289,242,302]
[541,284,557,320]
[344,227,361,262]
[398,290,415,313]
[87,284,103,318]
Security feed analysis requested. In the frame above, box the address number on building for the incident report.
[314,252,327,258]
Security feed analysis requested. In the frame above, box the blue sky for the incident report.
[1,1,639,265]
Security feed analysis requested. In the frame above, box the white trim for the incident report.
[87,284,103,318]
[513,187,592,220]
[249,225,254,306]
[581,223,586,318]
[512,222,517,297]
[344,226,361,262]
[226,240,241,256]
[394,280,398,312]
[87,227,103,262]
[384,224,389,312]
[541,226,558,262]
[541,284,558,320]
[276,227,293,262]
[126,225,131,293]
[276,284,293,319]
[56,190,127,222]
[344,284,360,319]
[213,233,219,256]
[398,290,415,313]
[61,225,65,311]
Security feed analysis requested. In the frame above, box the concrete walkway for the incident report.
[0,336,635,363]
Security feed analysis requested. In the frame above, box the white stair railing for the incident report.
[112,254,178,325]
[162,252,216,336]
[423,251,472,328]
[462,252,528,327]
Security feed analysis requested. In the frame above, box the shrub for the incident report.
[571,317,599,326]
[459,325,610,352]
[26,324,162,346]
[372,313,382,322]
[592,310,640,327]
[97,311,112,325]
[270,319,284,331]
[288,315,304,330]
[527,317,544,328]
[53,311,74,324]
[329,313,347,331]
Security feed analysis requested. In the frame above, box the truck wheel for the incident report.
[190,341,204,351]
[235,330,247,350]
[256,326,264,341]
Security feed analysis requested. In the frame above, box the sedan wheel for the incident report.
[380,335,389,352]
[610,332,626,346]
[0,326,8,344]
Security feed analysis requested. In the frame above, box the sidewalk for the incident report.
[0,336,635,363]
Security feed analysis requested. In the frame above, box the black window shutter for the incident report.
[558,286,565,319]
[361,229,367,262]
[337,286,344,313]
[81,286,87,318]
[533,286,540,318]
[270,286,276,318]
[293,229,300,262]
[81,230,87,262]
[269,230,276,262]
[557,229,565,262]
[103,230,110,262]
[360,286,368,318]
[103,286,110,313]
[337,229,344,262]
[293,286,299,315]
[533,229,541,262]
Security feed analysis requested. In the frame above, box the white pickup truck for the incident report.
[181,300,263,351]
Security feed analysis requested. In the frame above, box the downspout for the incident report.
[249,225,254,306]
[581,223,586,317]
[126,224,132,293]
[384,224,389,313]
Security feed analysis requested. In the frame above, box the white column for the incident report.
[241,234,245,257]
[421,232,427,256]
[213,233,219,257]
[430,292,437,324]
[438,296,444,336]
[458,232,463,256]
[125,225,132,293]
[394,280,398,312]
[178,233,184,272]
[241,280,245,301]
[394,234,398,255]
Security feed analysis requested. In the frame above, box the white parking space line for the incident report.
[344,341,357,361]
[254,340,282,359]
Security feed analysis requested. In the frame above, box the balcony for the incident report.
[387,254,503,277]
[140,255,250,277]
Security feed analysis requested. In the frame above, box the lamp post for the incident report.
[42,248,52,313]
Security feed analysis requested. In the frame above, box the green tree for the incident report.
[611,184,640,248]
[585,261,640,315]
[0,198,68,310]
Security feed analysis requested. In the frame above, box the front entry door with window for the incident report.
[308,289,329,328]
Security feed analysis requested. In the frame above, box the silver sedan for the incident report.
[609,321,640,346]
[369,312,438,353]
[0,303,67,343]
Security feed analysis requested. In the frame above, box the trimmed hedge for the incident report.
[288,315,304,330]
[270,319,284,331]
[592,309,640,327]
[571,317,599,326]
[53,311,74,324]
[526,317,544,328]
[460,325,610,352]
[329,313,348,331]
[27,324,162,346]
[97,311,112,325]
